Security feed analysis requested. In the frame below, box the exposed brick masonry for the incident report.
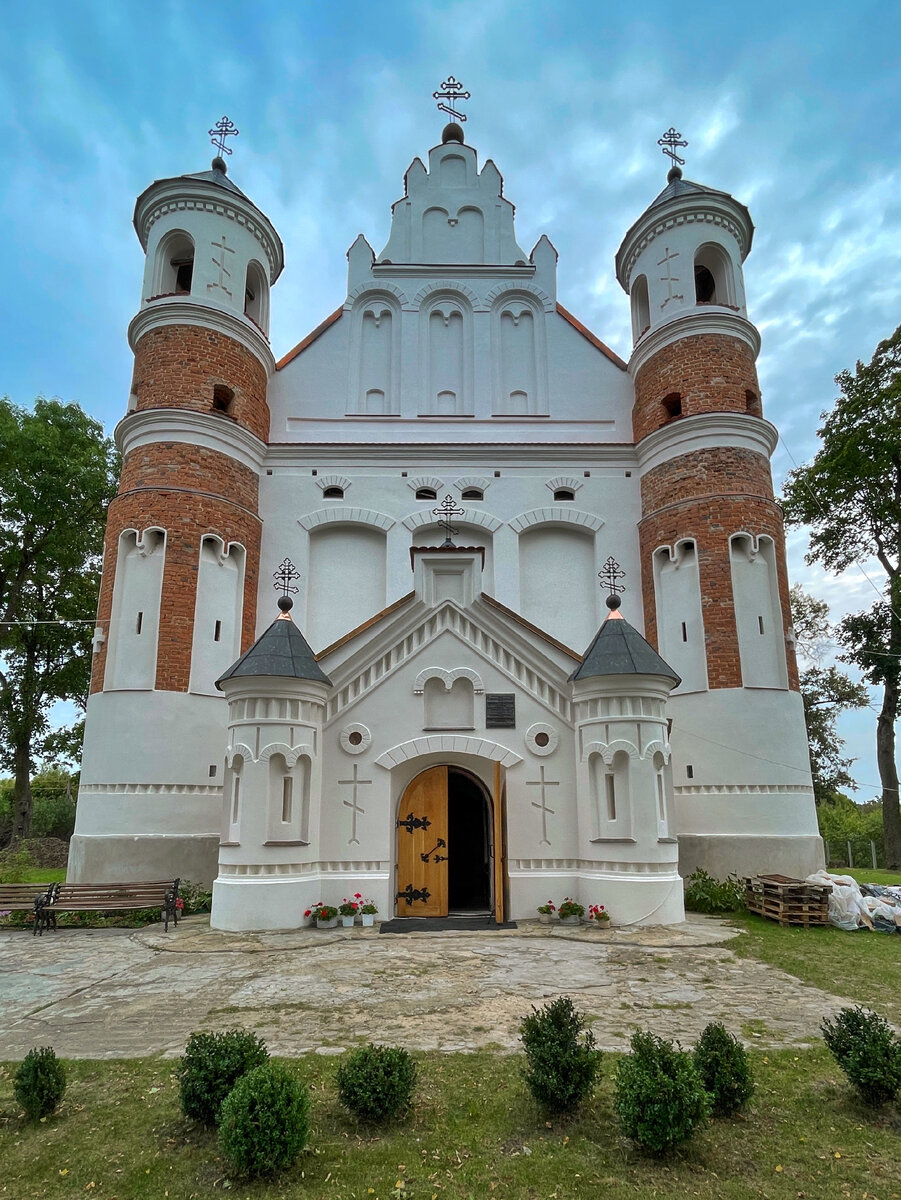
[131,325,270,443]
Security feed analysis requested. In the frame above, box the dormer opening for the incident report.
[322,486,344,499]
[212,384,235,416]
[662,392,683,419]
[553,488,575,502]
[461,488,483,501]
[416,488,438,500]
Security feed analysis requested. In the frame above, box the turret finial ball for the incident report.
[277,594,294,613]
[442,122,465,144]
[667,164,682,183]
[605,593,622,611]
[212,155,228,174]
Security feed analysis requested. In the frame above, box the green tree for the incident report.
[782,326,901,867]
[789,585,869,805]
[0,397,118,841]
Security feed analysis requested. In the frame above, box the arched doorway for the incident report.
[395,766,494,918]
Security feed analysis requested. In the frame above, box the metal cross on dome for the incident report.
[209,115,240,157]
[273,558,301,598]
[599,556,626,596]
[433,494,466,546]
[433,76,470,123]
[658,126,688,169]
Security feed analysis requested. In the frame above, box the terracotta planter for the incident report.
[361,913,376,927]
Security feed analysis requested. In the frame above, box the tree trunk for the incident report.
[878,675,901,869]
[10,741,33,844]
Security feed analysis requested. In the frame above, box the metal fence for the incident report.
[823,839,883,870]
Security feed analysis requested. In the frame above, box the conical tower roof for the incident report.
[216,600,331,688]
[570,596,680,685]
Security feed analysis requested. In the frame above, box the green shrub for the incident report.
[683,868,746,914]
[336,1044,418,1122]
[693,1022,754,1115]
[615,1031,710,1154]
[178,1028,269,1125]
[219,1063,310,1178]
[519,996,602,1113]
[821,1006,901,1106]
[0,847,34,884]
[14,1047,67,1119]
[178,880,213,914]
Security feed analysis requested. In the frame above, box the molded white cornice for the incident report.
[265,442,638,469]
[133,178,284,281]
[128,299,277,375]
[372,263,535,280]
[628,309,761,379]
[636,412,778,475]
[297,506,396,532]
[116,408,268,472]
[508,506,603,534]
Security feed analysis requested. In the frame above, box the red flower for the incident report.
[304,909,311,918]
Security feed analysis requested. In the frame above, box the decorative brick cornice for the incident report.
[129,299,277,375]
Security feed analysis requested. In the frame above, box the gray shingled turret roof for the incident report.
[570,598,681,684]
[216,605,331,688]
[182,165,249,199]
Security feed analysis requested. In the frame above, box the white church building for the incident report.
[70,106,823,929]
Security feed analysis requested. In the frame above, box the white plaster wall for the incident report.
[306,525,387,650]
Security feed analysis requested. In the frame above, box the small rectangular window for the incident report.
[605,774,616,821]
[208,764,217,778]
[686,765,694,780]
[135,611,143,635]
[232,776,241,824]
[282,776,293,824]
[214,620,222,642]
[758,615,765,635]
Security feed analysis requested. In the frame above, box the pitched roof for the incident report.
[570,603,680,684]
[217,611,332,688]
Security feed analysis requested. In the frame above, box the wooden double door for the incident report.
[395,765,506,920]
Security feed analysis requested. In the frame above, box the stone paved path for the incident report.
[0,916,851,1060]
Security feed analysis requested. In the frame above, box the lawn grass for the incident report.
[1,1049,899,1199]
[843,867,901,887]
[22,867,66,884]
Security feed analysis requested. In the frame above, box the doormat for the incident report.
[379,917,518,933]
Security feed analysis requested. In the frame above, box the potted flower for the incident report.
[557,897,584,926]
[352,892,364,922]
[301,907,314,928]
[311,902,339,929]
[359,897,379,927]
[338,898,359,928]
[536,901,557,925]
[587,903,611,930]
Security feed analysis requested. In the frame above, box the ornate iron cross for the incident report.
[433,76,470,123]
[273,558,301,598]
[599,557,626,596]
[658,127,688,169]
[209,115,240,157]
[432,494,465,546]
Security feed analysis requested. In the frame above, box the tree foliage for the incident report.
[782,326,901,867]
[0,397,118,841]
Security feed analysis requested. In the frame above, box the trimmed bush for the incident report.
[336,1044,417,1122]
[219,1063,310,1178]
[615,1031,710,1154]
[178,1028,269,1125]
[683,868,745,914]
[822,1006,901,1106]
[14,1047,66,1119]
[693,1022,754,1115]
[519,996,602,1113]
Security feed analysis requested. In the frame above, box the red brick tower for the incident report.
[69,153,284,883]
[615,159,821,879]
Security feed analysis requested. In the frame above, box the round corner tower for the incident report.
[615,164,822,880]
[69,155,284,883]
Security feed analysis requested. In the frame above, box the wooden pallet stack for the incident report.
[744,873,832,927]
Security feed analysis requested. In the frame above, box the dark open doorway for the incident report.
[448,768,491,912]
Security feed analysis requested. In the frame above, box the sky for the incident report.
[1,0,899,801]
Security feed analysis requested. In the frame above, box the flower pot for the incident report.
[340,915,355,928]
[361,913,376,927]
[538,913,556,924]
[317,917,338,929]
[591,920,611,932]
[560,914,581,926]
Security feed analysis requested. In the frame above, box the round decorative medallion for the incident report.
[339,723,372,755]
[525,722,558,757]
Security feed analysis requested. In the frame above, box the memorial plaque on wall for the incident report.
[486,693,516,728]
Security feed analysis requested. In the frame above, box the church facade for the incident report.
[69,116,823,928]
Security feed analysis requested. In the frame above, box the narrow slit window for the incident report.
[656,774,666,823]
[681,621,687,642]
[214,619,222,642]
[135,611,143,635]
[231,776,241,824]
[758,615,765,635]
[605,773,616,821]
[686,764,694,780]
[281,776,293,824]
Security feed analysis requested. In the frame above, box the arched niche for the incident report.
[518,523,596,650]
[653,749,671,840]
[419,293,473,415]
[347,292,400,415]
[307,523,387,651]
[588,747,632,840]
[491,294,548,415]
[631,274,650,342]
[652,540,708,693]
[151,229,194,298]
[267,751,311,843]
[189,537,245,696]
[224,752,244,843]
[244,260,269,334]
[729,533,788,689]
[694,242,736,307]
[105,528,166,691]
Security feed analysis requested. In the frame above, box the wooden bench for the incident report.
[37,879,181,936]
[0,884,54,916]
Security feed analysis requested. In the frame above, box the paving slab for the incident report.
[0,916,849,1060]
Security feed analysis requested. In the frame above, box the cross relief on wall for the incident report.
[339,762,372,845]
[527,764,559,846]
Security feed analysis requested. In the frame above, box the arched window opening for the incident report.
[416,487,438,500]
[662,392,682,419]
[244,261,269,332]
[461,488,483,501]
[694,243,735,307]
[631,274,650,342]
[695,265,716,303]
[745,389,762,416]
[322,486,344,499]
[212,385,235,416]
[553,488,575,502]
[155,231,195,297]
